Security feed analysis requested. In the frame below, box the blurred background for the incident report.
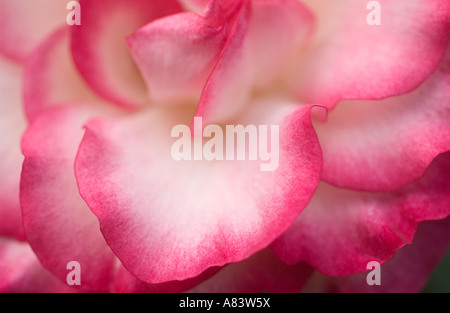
[424,248,450,292]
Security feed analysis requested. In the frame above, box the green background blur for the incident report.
[423,247,450,293]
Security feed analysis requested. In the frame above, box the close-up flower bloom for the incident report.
[0,0,449,294]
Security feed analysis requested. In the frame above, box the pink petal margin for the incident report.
[315,46,450,191]
[71,0,182,108]
[20,103,218,293]
[195,0,314,124]
[293,0,450,108]
[0,55,26,240]
[272,151,450,277]
[21,104,118,292]
[75,104,322,284]
[127,0,228,104]
[189,249,313,293]
[0,237,77,293]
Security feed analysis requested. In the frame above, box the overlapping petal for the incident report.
[195,0,314,124]
[127,1,228,104]
[272,151,450,277]
[1,0,448,294]
[71,0,182,108]
[0,56,26,239]
[75,100,322,284]
[24,27,100,121]
[248,0,314,89]
[21,104,118,292]
[113,265,221,293]
[195,1,252,124]
[315,47,450,191]
[0,237,76,293]
[293,0,450,107]
[302,218,450,293]
[20,100,219,292]
[0,0,66,62]
[189,249,313,293]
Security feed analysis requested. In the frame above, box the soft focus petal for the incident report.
[71,0,182,108]
[0,237,77,293]
[178,0,237,14]
[113,265,221,293]
[0,0,66,62]
[21,104,118,292]
[178,0,211,13]
[293,0,450,107]
[0,56,26,239]
[195,2,252,124]
[127,1,228,104]
[75,101,322,284]
[195,0,313,124]
[272,151,450,276]
[316,47,450,191]
[21,102,215,293]
[189,249,313,293]
[248,0,313,89]
[302,218,450,293]
[24,27,100,121]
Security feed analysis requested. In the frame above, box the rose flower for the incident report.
[0,0,449,293]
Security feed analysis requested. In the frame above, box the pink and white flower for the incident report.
[0,0,449,293]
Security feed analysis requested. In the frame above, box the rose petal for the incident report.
[178,0,237,14]
[0,55,26,239]
[271,151,450,277]
[302,217,450,293]
[71,0,182,108]
[127,1,228,104]
[0,0,66,62]
[113,265,221,293]
[21,102,215,293]
[21,104,118,292]
[338,217,450,293]
[195,0,314,124]
[0,237,77,293]
[75,101,322,284]
[194,1,252,124]
[24,27,100,121]
[178,0,208,13]
[293,0,450,107]
[248,0,313,89]
[189,249,313,293]
[316,47,450,191]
